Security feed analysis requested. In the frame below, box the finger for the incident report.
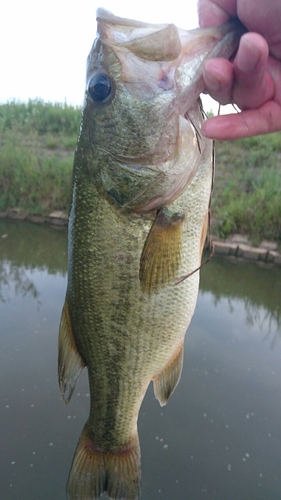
[203,58,234,105]
[201,101,281,140]
[198,0,236,28]
[232,33,274,109]
[236,0,281,60]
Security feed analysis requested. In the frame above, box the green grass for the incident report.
[212,134,281,245]
[0,100,77,215]
[1,99,281,245]
[0,131,73,214]
[0,99,81,135]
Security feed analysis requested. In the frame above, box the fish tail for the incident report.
[67,426,141,500]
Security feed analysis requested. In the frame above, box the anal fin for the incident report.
[153,340,184,407]
[67,425,141,500]
[58,297,85,404]
[139,207,183,294]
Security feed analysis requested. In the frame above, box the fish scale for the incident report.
[58,9,246,500]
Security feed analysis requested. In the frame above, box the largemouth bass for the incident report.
[58,9,245,500]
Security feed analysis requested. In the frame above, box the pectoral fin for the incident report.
[58,298,85,404]
[153,340,184,406]
[139,208,183,294]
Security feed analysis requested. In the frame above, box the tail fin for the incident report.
[67,426,141,500]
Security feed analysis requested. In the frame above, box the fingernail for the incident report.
[236,38,260,72]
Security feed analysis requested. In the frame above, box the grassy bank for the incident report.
[213,133,281,245]
[1,100,281,245]
[0,100,80,215]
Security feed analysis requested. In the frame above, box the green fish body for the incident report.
[58,10,245,500]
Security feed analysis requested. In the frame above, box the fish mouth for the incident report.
[94,9,246,115]
[175,19,246,114]
[88,10,245,167]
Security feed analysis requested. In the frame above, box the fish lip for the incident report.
[96,7,170,30]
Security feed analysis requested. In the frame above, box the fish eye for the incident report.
[88,73,113,102]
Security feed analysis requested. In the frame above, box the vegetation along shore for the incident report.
[1,100,281,250]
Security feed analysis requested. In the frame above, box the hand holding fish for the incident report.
[198,0,281,140]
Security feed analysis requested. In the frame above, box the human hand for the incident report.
[198,0,281,140]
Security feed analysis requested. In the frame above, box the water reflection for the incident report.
[0,219,67,302]
[0,260,39,302]
[0,218,67,274]
[200,254,281,348]
[1,219,281,500]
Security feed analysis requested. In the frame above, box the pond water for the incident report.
[1,218,281,500]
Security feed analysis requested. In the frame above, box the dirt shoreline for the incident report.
[0,209,68,227]
[1,209,281,266]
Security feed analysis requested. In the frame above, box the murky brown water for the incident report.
[1,219,281,500]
